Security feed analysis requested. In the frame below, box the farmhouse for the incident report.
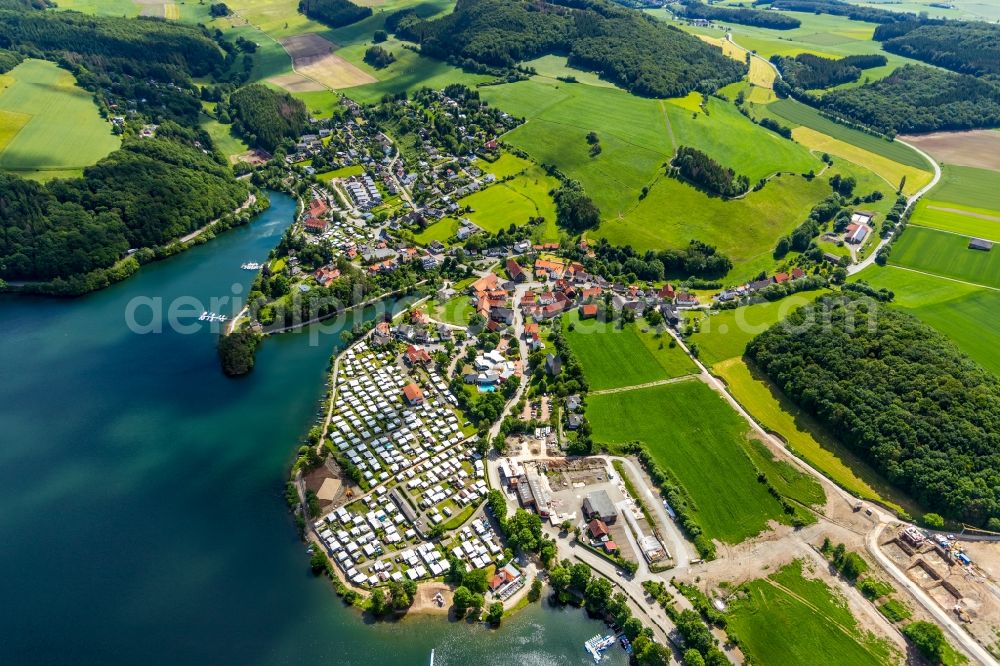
[303,217,328,233]
[588,519,610,539]
[404,345,432,366]
[583,490,617,523]
[402,383,425,406]
[844,223,872,245]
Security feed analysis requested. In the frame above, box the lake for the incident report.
[0,192,626,665]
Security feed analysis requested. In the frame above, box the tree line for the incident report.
[874,19,1000,78]
[678,0,801,30]
[760,0,911,24]
[298,0,372,28]
[746,294,1000,528]
[392,0,746,98]
[670,145,749,198]
[772,53,887,90]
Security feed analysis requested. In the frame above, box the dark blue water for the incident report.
[0,192,624,665]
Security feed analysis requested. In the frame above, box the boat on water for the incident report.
[584,634,615,662]
[619,635,632,654]
[429,649,434,666]
[198,311,228,323]
[240,262,262,270]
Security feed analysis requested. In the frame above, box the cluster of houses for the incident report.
[715,267,809,303]
[344,174,383,210]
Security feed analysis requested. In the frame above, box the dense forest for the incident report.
[553,181,601,233]
[678,0,801,29]
[670,146,749,198]
[772,53,886,90]
[567,238,733,281]
[226,84,309,151]
[298,0,372,28]
[746,295,1000,528]
[761,0,909,24]
[874,20,1000,78]
[0,46,22,72]
[817,65,1000,135]
[0,7,230,124]
[394,0,745,98]
[0,123,248,282]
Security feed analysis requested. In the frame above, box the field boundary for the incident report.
[885,264,999,292]
[588,373,699,396]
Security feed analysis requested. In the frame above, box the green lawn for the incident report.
[54,0,140,15]
[588,381,814,543]
[317,164,365,181]
[890,226,1000,289]
[928,164,1000,211]
[763,99,930,171]
[412,217,460,246]
[852,265,1000,375]
[201,116,249,160]
[0,59,120,179]
[463,166,560,239]
[909,201,1000,242]
[483,153,533,179]
[728,560,899,666]
[561,311,697,391]
[600,175,830,283]
[683,291,828,368]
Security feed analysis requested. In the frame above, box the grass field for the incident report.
[0,59,120,180]
[317,164,365,181]
[715,358,908,513]
[792,127,931,196]
[890,226,1000,289]
[909,201,1000,241]
[201,117,250,160]
[521,55,618,89]
[561,311,697,391]
[728,560,898,666]
[588,380,815,543]
[462,166,561,239]
[54,0,140,15]
[682,291,828,368]
[925,164,1000,211]
[853,265,1000,375]
[763,99,931,171]
[483,153,532,179]
[599,174,830,283]
[411,217,459,246]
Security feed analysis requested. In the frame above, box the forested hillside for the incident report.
[0,123,248,282]
[226,84,309,151]
[818,65,1000,135]
[395,0,745,97]
[762,0,908,24]
[874,20,1000,78]
[679,0,801,29]
[298,0,371,28]
[773,53,886,90]
[746,295,1000,528]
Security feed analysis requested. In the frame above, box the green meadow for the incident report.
[201,117,250,160]
[909,201,1000,241]
[683,291,828,369]
[561,310,697,391]
[588,380,821,543]
[728,560,898,666]
[0,59,120,180]
[599,174,830,283]
[762,99,930,171]
[890,226,1000,289]
[853,265,1000,375]
[926,164,1000,211]
[716,357,909,513]
[462,166,561,240]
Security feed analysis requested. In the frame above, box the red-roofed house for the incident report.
[373,321,392,346]
[402,383,424,406]
[303,217,328,233]
[579,287,602,303]
[603,541,618,554]
[506,259,528,283]
[313,266,341,287]
[791,267,806,280]
[588,519,609,539]
[658,284,676,300]
[405,345,432,366]
[308,198,329,218]
[774,272,790,284]
[580,303,599,319]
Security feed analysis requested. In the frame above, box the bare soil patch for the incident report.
[279,33,376,89]
[410,582,452,614]
[268,72,325,93]
[135,0,164,17]
[899,130,1000,170]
